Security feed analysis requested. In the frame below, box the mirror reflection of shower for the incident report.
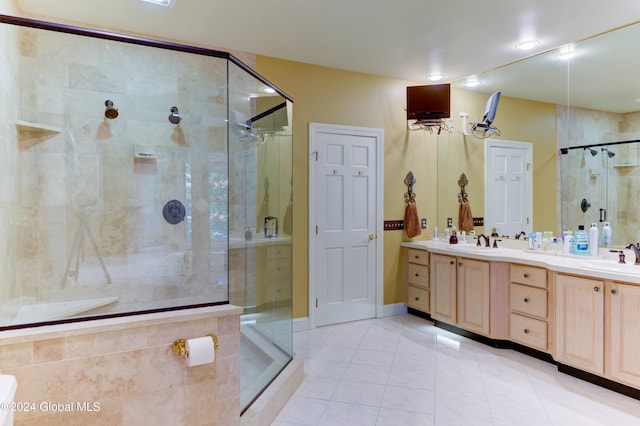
[602,147,615,158]
[104,100,119,119]
[584,147,597,156]
[168,106,181,124]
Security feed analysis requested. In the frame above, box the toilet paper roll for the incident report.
[185,336,216,367]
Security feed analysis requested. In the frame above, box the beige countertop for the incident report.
[401,239,640,285]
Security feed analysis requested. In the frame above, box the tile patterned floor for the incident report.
[273,314,640,426]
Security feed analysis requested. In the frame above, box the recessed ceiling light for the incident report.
[516,40,539,50]
[264,87,276,94]
[427,73,444,82]
[465,79,480,88]
[140,0,174,6]
[556,50,578,60]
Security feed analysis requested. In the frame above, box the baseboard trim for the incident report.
[378,302,408,318]
[292,317,309,332]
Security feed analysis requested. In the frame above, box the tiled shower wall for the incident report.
[0,306,241,426]
[4,24,234,318]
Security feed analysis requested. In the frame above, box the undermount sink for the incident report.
[582,259,640,274]
[444,244,507,254]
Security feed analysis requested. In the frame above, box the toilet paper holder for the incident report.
[172,334,218,357]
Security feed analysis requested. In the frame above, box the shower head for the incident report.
[168,106,181,124]
[601,147,615,158]
[584,147,597,156]
[104,100,118,119]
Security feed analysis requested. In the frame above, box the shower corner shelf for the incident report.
[15,120,61,134]
[612,163,638,168]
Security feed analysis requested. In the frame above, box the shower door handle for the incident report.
[599,208,607,222]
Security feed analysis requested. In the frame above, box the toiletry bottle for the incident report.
[449,232,458,244]
[434,226,439,241]
[563,231,574,254]
[552,237,558,255]
[535,232,542,251]
[602,222,612,246]
[575,225,589,255]
[589,223,599,256]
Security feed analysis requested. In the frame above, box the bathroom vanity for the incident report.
[401,240,640,397]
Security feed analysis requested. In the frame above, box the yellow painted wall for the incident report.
[256,55,557,319]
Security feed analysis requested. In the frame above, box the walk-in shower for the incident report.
[0,14,293,414]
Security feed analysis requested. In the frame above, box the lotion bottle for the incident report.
[602,222,612,246]
[589,223,599,256]
[563,231,574,254]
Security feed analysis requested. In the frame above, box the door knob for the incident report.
[368,234,376,240]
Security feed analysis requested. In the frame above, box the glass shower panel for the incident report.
[227,62,293,412]
[1,23,230,327]
[560,142,640,247]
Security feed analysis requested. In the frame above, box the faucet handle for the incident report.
[492,239,502,249]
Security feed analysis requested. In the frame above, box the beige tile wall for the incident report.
[0,306,241,426]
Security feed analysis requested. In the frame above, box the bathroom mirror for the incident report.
[443,20,640,247]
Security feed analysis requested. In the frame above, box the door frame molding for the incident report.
[484,138,533,235]
[308,122,384,329]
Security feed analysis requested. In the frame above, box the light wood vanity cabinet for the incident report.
[555,274,605,375]
[457,257,490,335]
[555,275,640,389]
[428,253,493,337]
[509,264,551,352]
[608,282,640,389]
[429,253,457,323]
[403,248,430,313]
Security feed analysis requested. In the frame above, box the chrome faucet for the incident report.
[625,243,640,265]
[478,234,490,248]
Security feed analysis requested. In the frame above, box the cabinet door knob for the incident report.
[415,297,420,301]
[449,261,454,265]
[594,286,600,292]
[414,273,420,277]
[414,255,420,259]
[611,289,618,295]
[458,262,463,266]
[523,298,529,303]
[524,273,529,278]
[524,329,530,334]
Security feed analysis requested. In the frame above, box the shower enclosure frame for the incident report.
[0,13,293,328]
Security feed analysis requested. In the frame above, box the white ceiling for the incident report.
[13,0,640,111]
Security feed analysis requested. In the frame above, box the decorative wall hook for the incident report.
[458,173,469,203]
[404,171,416,204]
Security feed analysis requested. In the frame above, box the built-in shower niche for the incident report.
[0,17,278,328]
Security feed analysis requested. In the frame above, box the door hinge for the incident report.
[316,225,318,235]
[527,163,532,171]
[315,151,318,161]
[315,298,318,308]
[527,217,530,225]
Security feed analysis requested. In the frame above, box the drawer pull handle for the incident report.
[523,298,529,303]
[523,329,530,334]
[414,273,420,277]
[594,286,600,292]
[523,273,529,278]
[415,255,420,259]
[611,289,618,295]
[415,297,420,301]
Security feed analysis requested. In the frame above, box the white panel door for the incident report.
[485,139,532,237]
[310,124,382,327]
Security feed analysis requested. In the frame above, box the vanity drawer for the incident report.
[407,285,430,312]
[407,263,429,287]
[510,264,547,289]
[510,313,547,352]
[407,248,429,266]
[510,283,547,318]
